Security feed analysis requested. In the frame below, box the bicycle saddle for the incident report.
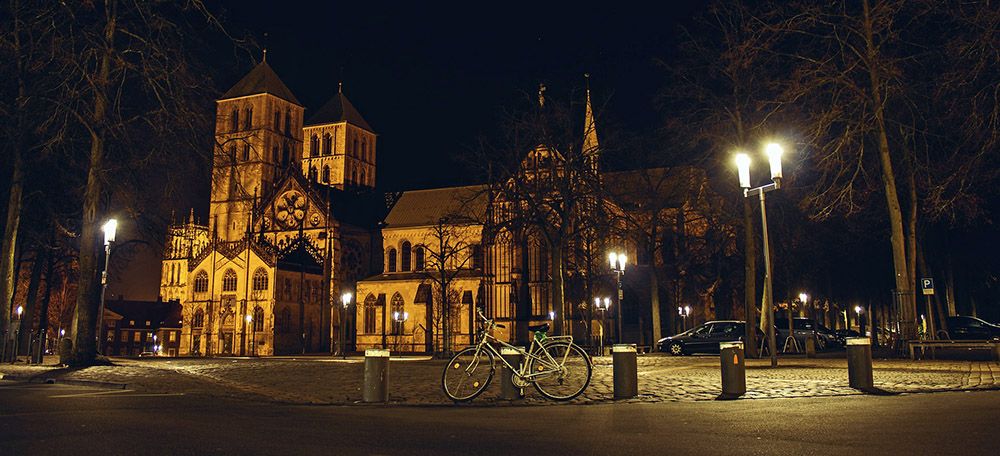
[528,323,550,333]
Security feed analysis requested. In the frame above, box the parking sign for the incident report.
[921,278,934,295]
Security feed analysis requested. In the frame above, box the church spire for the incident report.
[582,74,600,172]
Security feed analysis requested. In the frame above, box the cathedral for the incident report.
[161,60,719,356]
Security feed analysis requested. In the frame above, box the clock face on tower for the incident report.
[275,190,307,228]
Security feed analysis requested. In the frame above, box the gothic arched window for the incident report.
[273,109,280,130]
[353,138,359,157]
[193,271,209,293]
[361,140,367,160]
[231,108,239,132]
[363,294,377,334]
[222,269,237,292]
[400,242,411,272]
[252,268,268,291]
[387,248,397,273]
[323,133,332,155]
[309,166,317,182]
[242,144,251,161]
[351,169,357,184]
[360,170,366,186]
[390,292,405,335]
[253,306,265,332]
[322,165,330,183]
[284,110,291,134]
[244,107,252,129]
[414,246,425,271]
[471,244,484,270]
[310,135,319,157]
[193,309,205,328]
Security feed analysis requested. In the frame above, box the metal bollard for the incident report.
[805,336,817,358]
[363,349,390,403]
[612,344,638,399]
[846,337,874,391]
[500,346,525,400]
[717,341,746,400]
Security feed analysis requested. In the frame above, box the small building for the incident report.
[101,298,183,357]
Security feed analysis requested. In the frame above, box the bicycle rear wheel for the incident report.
[442,347,495,401]
[528,342,592,401]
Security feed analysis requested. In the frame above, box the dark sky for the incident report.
[217,1,705,188]
[112,1,708,300]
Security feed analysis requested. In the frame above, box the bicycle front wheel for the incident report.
[529,342,592,401]
[442,347,495,401]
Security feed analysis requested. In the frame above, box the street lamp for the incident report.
[97,218,117,355]
[677,305,690,332]
[594,297,611,355]
[608,250,627,343]
[340,292,352,359]
[735,143,784,367]
[548,310,556,321]
[245,314,255,356]
[855,305,866,336]
[10,305,23,364]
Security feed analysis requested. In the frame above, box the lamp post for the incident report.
[677,305,690,332]
[245,314,254,356]
[735,143,784,367]
[97,218,117,355]
[855,305,866,336]
[608,251,627,343]
[10,305,23,363]
[594,297,610,355]
[340,292,352,359]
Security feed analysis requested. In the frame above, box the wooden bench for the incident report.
[908,340,1000,361]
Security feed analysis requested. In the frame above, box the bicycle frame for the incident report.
[465,311,578,382]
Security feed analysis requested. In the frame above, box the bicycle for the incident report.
[442,309,592,402]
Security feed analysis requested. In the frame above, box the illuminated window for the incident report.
[364,294,377,334]
[400,242,411,272]
[387,248,397,273]
[222,269,237,292]
[414,246,425,271]
[193,271,208,293]
[252,268,268,291]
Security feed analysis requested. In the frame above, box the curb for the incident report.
[1,373,127,390]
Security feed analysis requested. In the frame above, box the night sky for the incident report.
[112,1,707,300]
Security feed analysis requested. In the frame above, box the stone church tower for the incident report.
[211,61,304,241]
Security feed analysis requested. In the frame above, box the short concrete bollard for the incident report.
[805,336,817,358]
[717,341,746,400]
[500,346,525,400]
[612,344,638,399]
[363,349,390,403]
[846,337,874,391]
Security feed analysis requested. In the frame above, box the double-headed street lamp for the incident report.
[97,218,117,355]
[608,251,627,343]
[594,297,611,355]
[339,292,352,359]
[736,143,784,367]
[677,305,690,332]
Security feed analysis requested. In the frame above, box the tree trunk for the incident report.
[70,0,116,366]
[17,253,45,355]
[549,241,566,335]
[863,0,915,340]
[34,253,56,363]
[0,151,24,354]
[648,224,662,344]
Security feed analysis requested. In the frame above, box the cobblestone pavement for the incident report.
[2,353,997,406]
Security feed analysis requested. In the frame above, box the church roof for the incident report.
[383,185,488,228]
[221,61,301,105]
[307,91,373,131]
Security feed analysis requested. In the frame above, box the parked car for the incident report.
[945,316,1000,341]
[657,321,765,355]
[834,329,861,346]
[775,318,839,350]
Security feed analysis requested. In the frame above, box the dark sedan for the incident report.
[657,321,764,355]
[946,316,1000,340]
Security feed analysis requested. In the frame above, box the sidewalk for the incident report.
[2,354,997,405]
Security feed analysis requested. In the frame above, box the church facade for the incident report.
[161,60,723,356]
[160,61,381,356]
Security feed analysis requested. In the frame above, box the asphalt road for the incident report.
[1,380,997,455]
